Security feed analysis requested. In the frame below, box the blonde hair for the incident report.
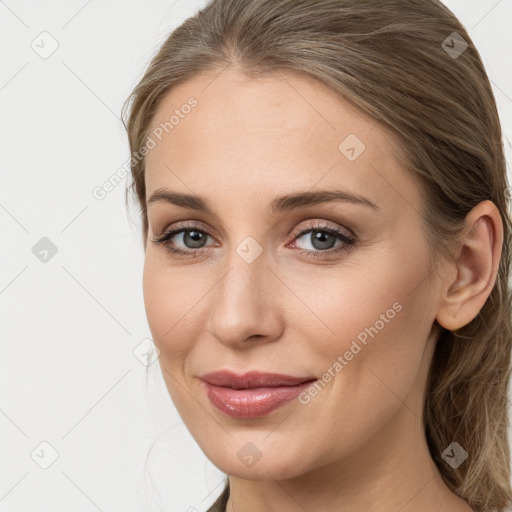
[122,1,512,510]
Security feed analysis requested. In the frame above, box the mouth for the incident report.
[200,370,317,419]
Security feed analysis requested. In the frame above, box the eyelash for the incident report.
[151,220,356,260]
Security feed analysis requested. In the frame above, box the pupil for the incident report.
[185,230,205,248]
[312,231,335,250]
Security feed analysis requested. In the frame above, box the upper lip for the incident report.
[200,370,316,389]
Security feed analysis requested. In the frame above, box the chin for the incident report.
[201,438,312,481]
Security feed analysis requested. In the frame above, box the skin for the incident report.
[142,67,502,511]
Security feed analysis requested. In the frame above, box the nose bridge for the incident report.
[207,235,279,346]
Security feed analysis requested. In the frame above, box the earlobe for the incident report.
[435,200,503,332]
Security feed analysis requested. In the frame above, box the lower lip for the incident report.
[202,380,316,419]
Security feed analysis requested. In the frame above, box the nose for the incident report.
[205,246,283,349]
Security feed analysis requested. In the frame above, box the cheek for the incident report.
[297,252,433,399]
[285,264,433,463]
[285,263,409,354]
[142,256,200,413]
[142,254,196,360]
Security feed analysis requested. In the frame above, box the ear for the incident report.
[435,200,503,331]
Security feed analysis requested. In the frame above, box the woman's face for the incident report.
[142,68,445,480]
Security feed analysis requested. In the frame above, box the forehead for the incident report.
[144,68,422,213]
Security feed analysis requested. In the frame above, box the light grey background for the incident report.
[1,1,511,511]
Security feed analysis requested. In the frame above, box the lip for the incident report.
[200,370,317,419]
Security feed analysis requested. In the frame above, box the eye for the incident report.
[288,221,355,258]
[151,220,356,259]
[151,223,217,258]
[167,229,211,249]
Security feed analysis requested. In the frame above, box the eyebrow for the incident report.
[147,187,380,214]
